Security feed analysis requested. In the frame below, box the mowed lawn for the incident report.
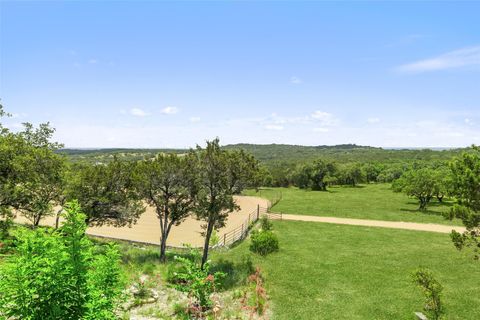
[245,184,462,225]
[216,220,480,319]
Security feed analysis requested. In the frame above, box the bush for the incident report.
[169,249,225,312]
[259,215,273,231]
[412,267,444,320]
[241,267,268,316]
[0,201,124,320]
[250,230,279,256]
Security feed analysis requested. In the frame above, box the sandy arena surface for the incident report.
[14,196,270,247]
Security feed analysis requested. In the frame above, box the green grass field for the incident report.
[215,220,480,319]
[245,183,462,225]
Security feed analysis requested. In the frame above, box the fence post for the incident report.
[257,204,260,220]
[224,233,226,246]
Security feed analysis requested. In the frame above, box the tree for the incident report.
[66,158,145,227]
[0,106,65,227]
[225,149,263,193]
[447,146,480,259]
[309,159,337,190]
[292,159,336,191]
[194,139,260,268]
[393,168,439,211]
[336,163,365,187]
[135,153,198,262]
[433,167,452,203]
[363,163,383,183]
[14,142,67,226]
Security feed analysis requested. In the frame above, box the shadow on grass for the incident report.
[211,256,255,290]
[400,207,450,218]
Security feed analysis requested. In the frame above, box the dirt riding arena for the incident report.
[14,196,270,248]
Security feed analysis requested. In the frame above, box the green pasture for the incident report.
[246,183,462,226]
[217,220,480,319]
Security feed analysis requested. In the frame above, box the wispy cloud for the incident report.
[130,108,148,117]
[88,58,98,64]
[189,117,201,123]
[265,124,284,131]
[367,117,381,124]
[161,106,179,115]
[313,127,329,133]
[396,46,480,73]
[310,111,338,126]
[290,76,302,84]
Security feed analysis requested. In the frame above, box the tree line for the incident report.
[0,105,263,268]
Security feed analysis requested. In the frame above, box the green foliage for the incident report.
[0,201,124,319]
[292,158,337,191]
[448,146,480,259]
[249,230,279,256]
[169,249,225,311]
[259,215,273,231]
[0,113,66,226]
[194,138,260,268]
[241,267,268,316]
[412,268,444,320]
[334,162,366,187]
[393,168,442,211]
[66,158,145,227]
[134,153,197,262]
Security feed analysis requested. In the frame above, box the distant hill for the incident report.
[60,143,465,165]
[222,143,463,164]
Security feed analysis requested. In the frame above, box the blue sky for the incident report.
[1,1,479,148]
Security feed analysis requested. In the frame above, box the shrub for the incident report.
[0,201,124,320]
[259,215,273,231]
[169,249,225,311]
[250,230,279,256]
[241,267,268,316]
[412,268,444,320]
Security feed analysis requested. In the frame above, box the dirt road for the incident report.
[276,213,466,234]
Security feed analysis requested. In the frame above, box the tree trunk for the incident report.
[159,222,173,263]
[33,213,41,227]
[437,195,444,203]
[201,218,215,270]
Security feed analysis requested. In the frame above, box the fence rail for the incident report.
[89,190,283,250]
[219,207,286,247]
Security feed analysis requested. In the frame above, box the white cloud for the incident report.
[465,118,474,126]
[313,127,329,133]
[130,108,148,117]
[290,76,302,84]
[396,46,480,73]
[367,117,381,124]
[161,106,179,115]
[88,59,98,64]
[310,111,337,126]
[189,117,201,123]
[265,124,284,131]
